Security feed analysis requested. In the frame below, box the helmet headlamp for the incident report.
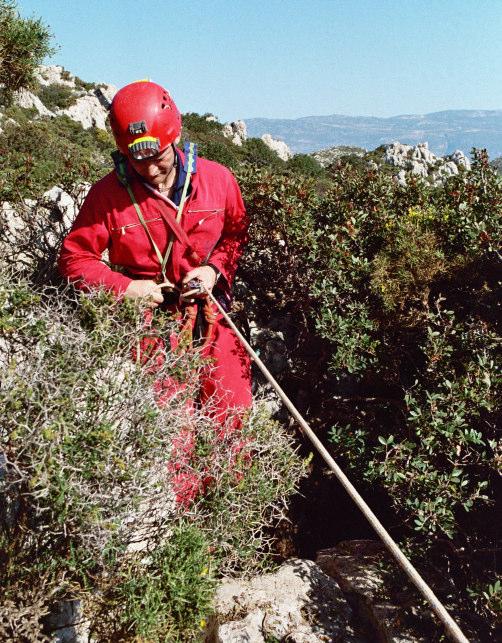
[128,136,161,160]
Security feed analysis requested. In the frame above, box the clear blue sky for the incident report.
[17,0,502,122]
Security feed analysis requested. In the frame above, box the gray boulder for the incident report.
[206,559,363,642]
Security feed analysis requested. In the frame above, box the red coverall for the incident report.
[59,151,252,426]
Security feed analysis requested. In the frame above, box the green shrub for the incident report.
[286,153,324,177]
[370,217,446,312]
[182,112,223,135]
[74,75,96,91]
[242,137,286,168]
[0,111,115,202]
[37,83,76,111]
[103,524,215,641]
[0,0,54,102]
[240,149,501,635]
[198,139,240,168]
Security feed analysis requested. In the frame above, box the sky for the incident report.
[16,0,502,123]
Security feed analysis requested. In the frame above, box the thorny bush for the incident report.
[0,270,304,641]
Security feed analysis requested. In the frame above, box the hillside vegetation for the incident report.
[0,3,501,641]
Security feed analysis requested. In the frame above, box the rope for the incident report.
[206,288,470,643]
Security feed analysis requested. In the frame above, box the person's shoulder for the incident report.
[196,156,235,182]
[89,169,120,192]
[83,170,122,202]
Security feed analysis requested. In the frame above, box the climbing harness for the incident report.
[205,287,470,643]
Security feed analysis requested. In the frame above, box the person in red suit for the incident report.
[59,80,252,441]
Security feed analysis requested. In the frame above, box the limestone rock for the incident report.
[261,133,293,161]
[409,160,428,177]
[93,83,116,106]
[44,600,93,643]
[222,120,248,146]
[58,94,109,130]
[42,187,78,230]
[35,65,76,88]
[383,141,470,186]
[206,558,363,642]
[1,201,26,238]
[312,146,367,168]
[449,149,471,170]
[384,142,414,168]
[250,324,288,377]
[13,88,55,118]
[395,169,407,187]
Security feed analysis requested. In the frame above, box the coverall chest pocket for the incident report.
[111,217,163,237]
[184,208,225,258]
[110,217,166,260]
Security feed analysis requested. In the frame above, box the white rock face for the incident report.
[261,133,293,161]
[222,120,248,146]
[395,169,407,187]
[58,93,109,130]
[449,149,471,170]
[384,141,470,185]
[0,200,36,269]
[13,88,55,117]
[385,142,414,167]
[94,82,117,106]
[56,83,117,130]
[410,160,428,177]
[35,64,76,88]
[207,559,360,642]
[0,184,90,272]
[42,186,84,230]
[1,201,26,238]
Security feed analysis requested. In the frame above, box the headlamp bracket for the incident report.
[128,120,147,135]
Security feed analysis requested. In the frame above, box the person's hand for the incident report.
[124,279,164,307]
[181,266,218,301]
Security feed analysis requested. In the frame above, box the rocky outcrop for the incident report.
[57,84,116,130]
[206,558,364,642]
[312,145,367,168]
[12,88,55,118]
[0,185,89,272]
[222,120,247,146]
[8,65,117,131]
[384,141,470,185]
[261,133,293,161]
[41,185,90,229]
[249,321,290,418]
[35,65,76,88]
[222,120,293,161]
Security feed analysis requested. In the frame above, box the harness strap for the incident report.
[162,142,197,268]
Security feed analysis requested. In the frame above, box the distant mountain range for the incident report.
[245,110,502,158]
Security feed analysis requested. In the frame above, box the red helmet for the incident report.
[109,80,182,160]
